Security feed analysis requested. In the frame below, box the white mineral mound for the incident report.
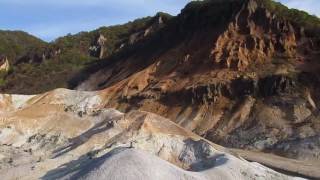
[0,89,307,180]
[49,147,305,180]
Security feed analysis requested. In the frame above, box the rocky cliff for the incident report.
[74,0,320,162]
[211,0,298,70]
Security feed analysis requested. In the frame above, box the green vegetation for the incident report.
[0,15,160,94]
[261,0,320,30]
[0,71,7,86]
[2,54,96,94]
[0,30,47,62]
[54,16,153,57]
[180,0,243,27]
[1,0,319,94]
[181,0,320,33]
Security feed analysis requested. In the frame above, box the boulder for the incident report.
[0,56,10,72]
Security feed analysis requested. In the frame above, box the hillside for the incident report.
[0,0,320,179]
[0,13,171,94]
[73,0,320,161]
[0,1,319,95]
[0,30,47,61]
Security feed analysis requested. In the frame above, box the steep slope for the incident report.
[0,31,47,87]
[0,13,171,94]
[0,30,47,62]
[74,0,320,162]
[0,89,315,179]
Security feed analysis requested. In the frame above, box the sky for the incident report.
[0,0,319,42]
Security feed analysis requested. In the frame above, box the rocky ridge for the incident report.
[211,0,298,70]
[74,0,320,162]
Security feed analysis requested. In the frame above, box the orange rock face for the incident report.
[211,0,298,71]
[73,0,320,163]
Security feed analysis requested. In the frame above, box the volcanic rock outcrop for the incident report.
[89,34,107,59]
[128,14,166,45]
[0,56,10,72]
[211,0,298,71]
[74,0,320,163]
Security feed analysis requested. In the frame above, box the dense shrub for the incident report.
[261,0,320,30]
[0,15,157,93]
[0,30,47,62]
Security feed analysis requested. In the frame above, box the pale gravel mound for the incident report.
[60,148,205,180]
[51,148,303,180]
[0,89,312,179]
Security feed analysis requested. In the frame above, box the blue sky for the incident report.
[0,0,319,42]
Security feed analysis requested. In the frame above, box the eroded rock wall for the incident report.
[211,0,298,71]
